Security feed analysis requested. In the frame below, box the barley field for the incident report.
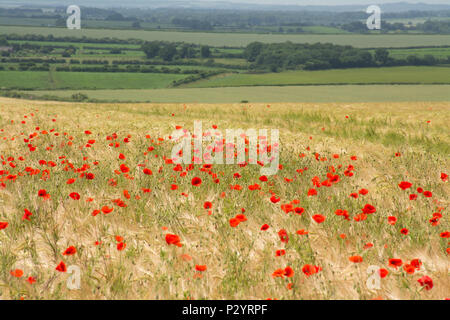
[0,97,448,300]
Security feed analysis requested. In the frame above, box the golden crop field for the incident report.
[0,97,448,300]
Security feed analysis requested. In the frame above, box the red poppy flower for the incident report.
[63,246,77,256]
[410,259,422,270]
[400,228,409,235]
[69,192,80,200]
[229,218,240,227]
[101,206,114,214]
[275,249,286,257]
[417,276,433,290]
[307,188,317,196]
[335,209,350,220]
[284,266,294,278]
[203,201,212,209]
[0,222,8,230]
[143,168,152,175]
[195,265,207,272]
[280,203,293,214]
[423,191,432,197]
[362,204,376,214]
[388,216,397,225]
[302,264,321,277]
[120,164,130,173]
[272,268,285,278]
[440,231,450,238]
[294,207,304,215]
[55,261,67,272]
[403,264,415,274]
[312,214,325,224]
[349,255,363,263]
[10,269,23,278]
[191,177,202,186]
[270,195,280,203]
[359,189,369,195]
[26,276,37,284]
[409,194,417,200]
[117,242,126,251]
[398,181,412,190]
[388,258,403,268]
[278,229,289,243]
[86,173,95,180]
[379,268,389,278]
[441,172,448,182]
[364,243,373,249]
[165,234,182,247]
[38,189,47,197]
[22,209,33,221]
[261,224,269,231]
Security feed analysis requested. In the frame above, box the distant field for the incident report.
[2,26,450,48]
[21,85,450,103]
[387,47,450,59]
[184,67,450,88]
[0,71,188,90]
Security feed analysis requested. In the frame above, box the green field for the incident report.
[3,26,450,48]
[184,66,450,88]
[20,85,450,103]
[387,47,450,59]
[0,71,188,90]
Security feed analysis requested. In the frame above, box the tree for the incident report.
[0,36,8,46]
[132,21,141,29]
[375,48,389,65]
[180,44,197,59]
[160,44,177,61]
[244,42,263,62]
[200,46,211,58]
[142,41,160,59]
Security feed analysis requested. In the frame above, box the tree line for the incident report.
[243,42,450,71]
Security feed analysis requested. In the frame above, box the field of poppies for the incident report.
[0,97,448,300]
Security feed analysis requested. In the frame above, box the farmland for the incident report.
[184,67,450,88]
[0,97,448,299]
[16,85,450,103]
[0,71,189,90]
[2,26,450,48]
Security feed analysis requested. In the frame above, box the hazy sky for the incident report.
[5,0,450,8]
[8,0,450,5]
[208,0,450,4]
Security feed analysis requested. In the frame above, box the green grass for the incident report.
[0,71,189,90]
[301,26,350,34]
[3,26,450,48]
[8,40,142,50]
[386,47,450,59]
[20,85,450,103]
[184,66,450,88]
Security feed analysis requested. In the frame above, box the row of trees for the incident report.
[244,42,386,71]
[244,42,449,71]
[141,42,211,61]
[341,20,450,34]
